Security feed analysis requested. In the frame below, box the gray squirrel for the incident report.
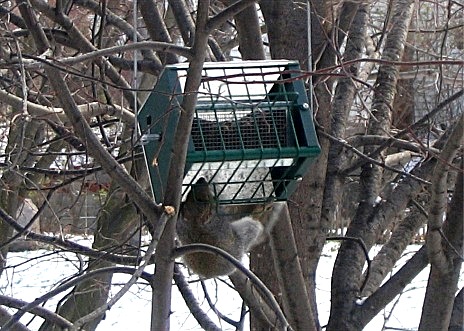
[176,177,281,278]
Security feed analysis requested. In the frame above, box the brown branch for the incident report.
[328,1,416,328]
[138,1,179,64]
[0,205,145,265]
[70,234,160,330]
[0,307,30,331]
[318,128,431,185]
[309,58,464,77]
[200,280,240,328]
[326,236,372,294]
[0,190,53,250]
[346,135,438,154]
[151,2,212,330]
[29,0,138,107]
[0,295,73,330]
[173,264,222,331]
[167,0,196,46]
[361,203,427,297]
[356,246,429,327]
[341,89,463,176]
[426,115,464,272]
[1,266,153,330]
[173,244,293,331]
[229,271,285,329]
[207,0,258,31]
[8,42,192,69]
[268,204,316,330]
[69,0,164,69]
[0,89,134,124]
[449,288,464,330]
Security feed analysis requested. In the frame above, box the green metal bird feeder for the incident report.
[138,60,320,205]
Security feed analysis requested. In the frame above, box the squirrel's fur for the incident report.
[177,178,277,278]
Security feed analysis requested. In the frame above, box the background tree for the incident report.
[0,0,462,330]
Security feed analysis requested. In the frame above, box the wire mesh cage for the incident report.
[138,60,320,205]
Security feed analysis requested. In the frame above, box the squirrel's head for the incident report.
[189,178,214,202]
[180,178,215,225]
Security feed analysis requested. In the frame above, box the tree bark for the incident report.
[268,205,316,331]
[419,117,464,330]
[449,288,464,331]
[39,184,140,331]
[320,1,369,270]
[228,1,265,60]
[151,2,211,329]
[328,0,415,329]
[139,0,178,64]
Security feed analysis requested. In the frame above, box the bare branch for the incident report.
[207,0,258,31]
[426,115,464,271]
[357,247,429,327]
[341,89,463,176]
[0,89,134,124]
[1,266,153,331]
[69,232,160,330]
[173,264,222,331]
[173,244,293,331]
[0,205,146,265]
[318,128,431,185]
[0,296,73,330]
[5,42,192,69]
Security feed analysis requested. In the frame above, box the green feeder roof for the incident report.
[138,60,320,205]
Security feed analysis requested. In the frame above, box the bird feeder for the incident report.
[138,60,320,205]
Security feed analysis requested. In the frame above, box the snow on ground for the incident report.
[0,238,462,331]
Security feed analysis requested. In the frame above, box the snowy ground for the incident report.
[0,239,462,331]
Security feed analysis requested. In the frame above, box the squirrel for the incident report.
[176,177,280,278]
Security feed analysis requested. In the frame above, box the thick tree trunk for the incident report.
[255,2,319,329]
[256,1,349,329]
[39,184,140,331]
[0,113,42,277]
[449,288,464,331]
[327,0,415,329]
[419,119,464,330]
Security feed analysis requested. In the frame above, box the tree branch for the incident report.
[150,2,212,330]
[207,0,257,31]
[0,89,134,124]
[173,244,293,331]
[1,266,153,330]
[318,128,431,185]
[69,231,161,331]
[7,41,192,69]
[356,246,429,327]
[173,264,222,331]
[341,89,463,176]
[0,296,72,330]
[426,115,463,272]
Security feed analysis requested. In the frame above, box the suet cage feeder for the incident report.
[138,60,320,205]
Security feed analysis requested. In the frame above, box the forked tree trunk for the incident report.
[327,0,415,329]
